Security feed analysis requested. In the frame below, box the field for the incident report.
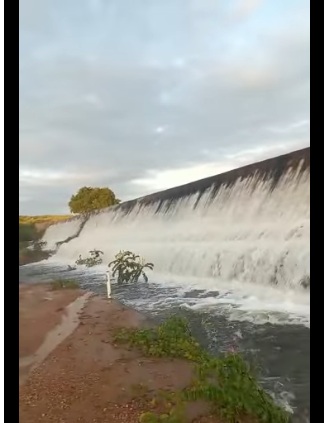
[19,215,72,225]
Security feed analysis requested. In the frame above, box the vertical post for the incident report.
[106,271,111,299]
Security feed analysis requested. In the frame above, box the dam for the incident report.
[21,147,310,418]
[43,147,310,295]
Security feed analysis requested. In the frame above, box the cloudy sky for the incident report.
[19,0,310,214]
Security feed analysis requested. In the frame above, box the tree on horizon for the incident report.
[68,186,120,214]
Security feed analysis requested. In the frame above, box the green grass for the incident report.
[50,279,80,290]
[114,316,290,423]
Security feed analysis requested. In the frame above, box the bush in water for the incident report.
[75,249,103,267]
[108,250,154,283]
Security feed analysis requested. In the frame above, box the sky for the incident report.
[19,0,310,214]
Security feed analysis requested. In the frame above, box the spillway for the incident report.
[23,147,310,419]
[43,148,310,294]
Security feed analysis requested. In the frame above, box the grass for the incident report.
[50,279,80,290]
[114,316,290,423]
[19,215,72,225]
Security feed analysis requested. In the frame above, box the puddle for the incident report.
[19,292,92,383]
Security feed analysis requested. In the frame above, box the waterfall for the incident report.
[42,148,310,300]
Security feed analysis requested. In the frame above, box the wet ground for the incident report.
[20,263,310,422]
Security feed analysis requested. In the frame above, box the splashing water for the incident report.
[39,150,310,327]
[21,150,310,421]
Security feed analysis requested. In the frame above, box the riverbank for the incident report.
[19,283,289,423]
[19,245,52,266]
[19,284,201,422]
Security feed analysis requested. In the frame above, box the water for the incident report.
[21,151,310,421]
[19,263,310,421]
[51,167,309,289]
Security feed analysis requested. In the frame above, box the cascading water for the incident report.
[44,149,310,325]
[55,168,309,288]
[20,148,310,420]
[42,215,87,251]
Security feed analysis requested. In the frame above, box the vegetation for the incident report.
[108,250,154,283]
[19,215,71,225]
[50,279,79,290]
[75,249,104,267]
[114,316,289,423]
[19,223,39,242]
[68,186,120,214]
[19,222,52,265]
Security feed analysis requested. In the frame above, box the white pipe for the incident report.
[106,271,111,299]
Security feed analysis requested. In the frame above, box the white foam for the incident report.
[42,217,84,250]
[42,167,309,325]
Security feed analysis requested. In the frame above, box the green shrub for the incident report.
[109,250,154,283]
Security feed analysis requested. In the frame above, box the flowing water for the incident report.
[20,150,310,422]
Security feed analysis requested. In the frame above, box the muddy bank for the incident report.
[20,283,288,423]
[20,284,217,422]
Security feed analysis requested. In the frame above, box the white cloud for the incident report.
[267,120,310,134]
[232,0,263,20]
[19,0,310,214]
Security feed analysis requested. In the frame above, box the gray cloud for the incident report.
[19,0,309,214]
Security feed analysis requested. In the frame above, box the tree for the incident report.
[68,186,120,214]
